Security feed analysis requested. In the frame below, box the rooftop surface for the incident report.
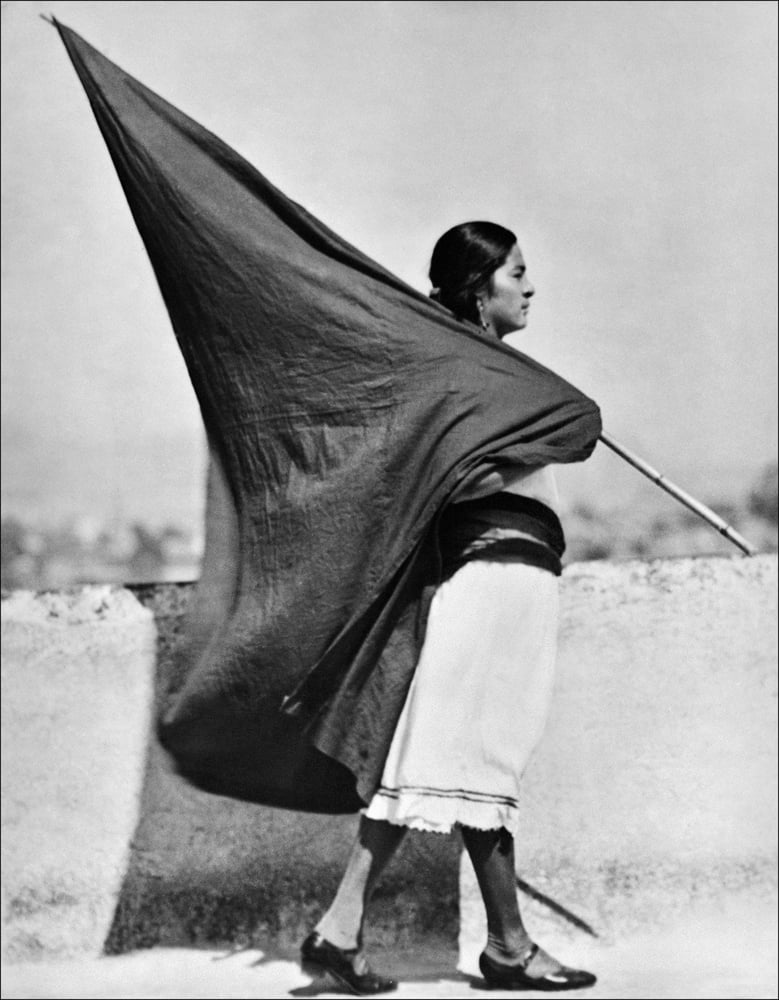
[4,894,778,1000]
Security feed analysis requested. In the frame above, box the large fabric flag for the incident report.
[54,21,602,812]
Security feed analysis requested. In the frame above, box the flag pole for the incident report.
[598,432,757,556]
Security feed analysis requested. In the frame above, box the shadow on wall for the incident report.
[103,583,460,957]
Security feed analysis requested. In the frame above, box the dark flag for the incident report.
[53,21,601,812]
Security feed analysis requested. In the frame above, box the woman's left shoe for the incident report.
[479,944,597,992]
[301,931,398,996]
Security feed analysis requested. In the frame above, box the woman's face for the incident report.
[479,243,535,338]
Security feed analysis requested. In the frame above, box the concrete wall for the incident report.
[1,588,156,963]
[1,555,776,966]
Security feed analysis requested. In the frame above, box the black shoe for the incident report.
[479,944,597,992]
[301,931,398,996]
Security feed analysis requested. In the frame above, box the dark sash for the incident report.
[439,493,565,578]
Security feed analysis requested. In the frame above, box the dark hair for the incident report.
[428,221,517,325]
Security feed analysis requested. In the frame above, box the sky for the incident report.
[2,0,777,528]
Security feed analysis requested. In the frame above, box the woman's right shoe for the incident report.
[301,931,398,996]
[479,944,597,992]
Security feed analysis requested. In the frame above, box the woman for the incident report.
[301,223,598,995]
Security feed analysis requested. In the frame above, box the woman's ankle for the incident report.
[313,917,361,952]
[485,929,533,962]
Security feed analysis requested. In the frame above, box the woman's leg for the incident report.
[460,825,531,956]
[461,825,575,977]
[315,815,407,950]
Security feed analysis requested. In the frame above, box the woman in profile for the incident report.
[301,222,598,995]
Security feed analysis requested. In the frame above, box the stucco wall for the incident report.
[1,555,776,965]
[1,588,156,962]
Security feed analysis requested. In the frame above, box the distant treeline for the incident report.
[2,462,776,592]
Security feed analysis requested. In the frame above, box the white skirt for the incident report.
[363,559,559,839]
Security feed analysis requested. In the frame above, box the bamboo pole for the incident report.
[598,432,757,556]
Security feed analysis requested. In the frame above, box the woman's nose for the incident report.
[523,279,535,298]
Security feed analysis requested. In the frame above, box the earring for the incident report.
[476,299,489,332]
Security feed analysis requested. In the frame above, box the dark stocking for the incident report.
[461,825,531,957]
[461,825,569,976]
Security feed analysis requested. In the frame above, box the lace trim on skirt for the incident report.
[363,784,520,838]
